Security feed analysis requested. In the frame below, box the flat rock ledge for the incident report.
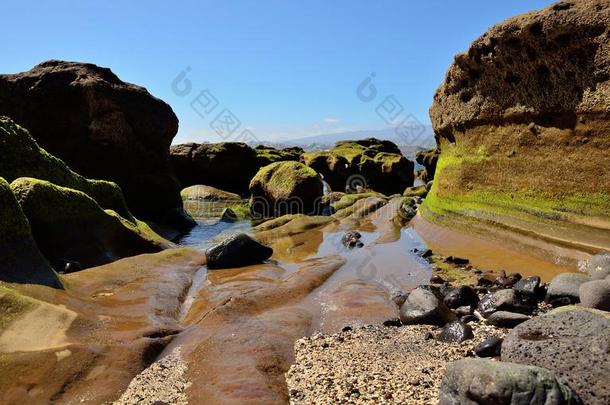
[286,323,505,404]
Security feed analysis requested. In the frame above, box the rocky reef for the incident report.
[0,61,193,234]
[425,0,610,255]
[301,138,414,195]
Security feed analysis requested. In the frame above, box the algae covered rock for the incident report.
[415,148,440,181]
[180,185,242,202]
[0,116,131,219]
[0,61,191,233]
[170,142,258,193]
[301,138,414,195]
[0,177,62,288]
[254,145,303,168]
[249,161,324,217]
[10,178,168,270]
[425,0,610,253]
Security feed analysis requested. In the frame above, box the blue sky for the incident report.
[1,0,554,143]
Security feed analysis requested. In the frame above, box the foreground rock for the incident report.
[0,178,62,287]
[502,306,610,404]
[205,233,273,269]
[399,287,456,326]
[170,142,257,193]
[546,272,589,305]
[425,0,610,254]
[249,161,324,217]
[439,358,582,405]
[11,178,167,270]
[0,61,192,233]
[301,138,414,195]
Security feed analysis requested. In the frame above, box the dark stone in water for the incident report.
[474,337,503,357]
[342,231,363,248]
[205,233,273,269]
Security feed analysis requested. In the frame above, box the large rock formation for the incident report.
[425,0,610,254]
[0,61,193,234]
[301,138,414,195]
[254,145,303,168]
[0,178,62,288]
[170,142,258,194]
[11,178,168,271]
[0,116,131,219]
[249,161,324,217]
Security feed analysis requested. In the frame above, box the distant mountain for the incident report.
[255,127,437,160]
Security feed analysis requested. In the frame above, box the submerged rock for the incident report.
[0,177,62,288]
[205,233,273,269]
[0,61,192,233]
[399,287,456,326]
[249,161,324,217]
[439,358,582,405]
[502,306,610,405]
[341,231,363,249]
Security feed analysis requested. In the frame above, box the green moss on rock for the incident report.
[0,177,62,288]
[10,178,167,270]
[250,161,324,217]
[0,117,132,219]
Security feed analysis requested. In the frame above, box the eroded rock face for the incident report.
[0,178,62,288]
[170,142,258,194]
[249,161,324,217]
[301,138,414,195]
[425,0,610,253]
[0,61,192,233]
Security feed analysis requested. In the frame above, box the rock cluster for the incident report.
[301,138,414,195]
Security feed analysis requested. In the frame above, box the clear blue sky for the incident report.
[1,0,554,143]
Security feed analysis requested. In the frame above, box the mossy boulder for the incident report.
[0,116,131,219]
[254,145,303,168]
[0,177,62,288]
[170,142,258,193]
[0,61,191,234]
[425,0,610,254]
[10,178,169,271]
[301,138,414,195]
[180,185,242,202]
[249,161,324,217]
